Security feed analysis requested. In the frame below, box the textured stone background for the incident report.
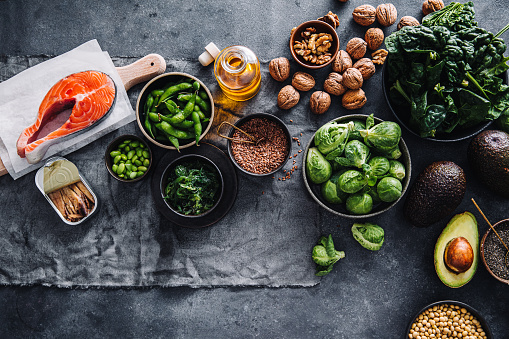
[1,0,508,338]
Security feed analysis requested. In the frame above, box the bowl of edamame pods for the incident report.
[105,134,153,182]
[136,72,215,151]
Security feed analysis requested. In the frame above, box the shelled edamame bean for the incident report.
[110,139,150,180]
[141,77,211,151]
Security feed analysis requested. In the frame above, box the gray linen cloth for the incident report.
[0,56,322,287]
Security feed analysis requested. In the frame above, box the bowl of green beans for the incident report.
[105,134,152,182]
[136,72,215,151]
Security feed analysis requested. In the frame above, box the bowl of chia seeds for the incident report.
[481,219,509,284]
[224,113,291,176]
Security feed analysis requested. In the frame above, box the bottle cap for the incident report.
[198,42,221,66]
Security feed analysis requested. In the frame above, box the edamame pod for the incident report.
[157,82,193,105]
[191,111,202,146]
[177,93,210,113]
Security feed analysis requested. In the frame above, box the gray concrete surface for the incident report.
[1,0,508,338]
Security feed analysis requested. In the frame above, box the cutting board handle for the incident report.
[116,54,166,91]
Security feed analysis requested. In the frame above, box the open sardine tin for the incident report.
[35,157,98,225]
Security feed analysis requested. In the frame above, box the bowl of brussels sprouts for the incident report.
[303,114,411,218]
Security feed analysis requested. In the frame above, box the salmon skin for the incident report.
[17,70,116,164]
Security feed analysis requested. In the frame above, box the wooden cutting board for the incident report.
[0,54,166,177]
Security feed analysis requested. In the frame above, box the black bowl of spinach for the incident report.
[160,154,224,217]
[383,1,509,142]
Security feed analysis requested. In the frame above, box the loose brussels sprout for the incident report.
[368,156,390,177]
[306,147,332,184]
[346,192,373,215]
[351,222,385,251]
[314,121,355,155]
[321,172,348,204]
[388,160,406,180]
[360,121,401,153]
[348,119,366,141]
[377,176,402,202]
[312,234,345,276]
[343,140,370,168]
[338,170,367,194]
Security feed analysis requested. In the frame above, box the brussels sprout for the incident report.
[351,222,385,251]
[338,170,367,194]
[306,147,332,184]
[388,160,406,180]
[377,146,402,160]
[346,192,373,215]
[368,156,390,177]
[377,176,402,202]
[360,121,401,153]
[348,119,366,141]
[321,172,348,204]
[312,234,345,276]
[365,185,381,203]
[343,140,370,168]
[314,121,355,155]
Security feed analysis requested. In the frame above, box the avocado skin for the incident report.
[468,130,509,198]
[404,161,466,227]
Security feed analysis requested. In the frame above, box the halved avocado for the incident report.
[434,212,479,288]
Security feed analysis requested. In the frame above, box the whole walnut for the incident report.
[342,89,367,110]
[269,57,290,82]
[422,0,444,15]
[352,5,376,26]
[376,3,397,27]
[277,85,300,109]
[323,72,346,96]
[397,16,420,30]
[342,68,364,90]
[310,91,331,115]
[332,50,353,73]
[353,58,376,80]
[346,38,367,60]
[365,28,384,50]
[292,72,315,91]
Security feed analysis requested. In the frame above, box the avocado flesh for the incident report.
[434,212,479,288]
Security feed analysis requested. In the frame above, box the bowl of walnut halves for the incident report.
[290,20,339,70]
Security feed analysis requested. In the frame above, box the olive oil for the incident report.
[214,45,261,101]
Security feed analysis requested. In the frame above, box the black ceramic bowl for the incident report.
[481,218,509,285]
[160,154,224,218]
[302,114,411,219]
[225,113,291,176]
[105,134,152,183]
[406,301,492,339]
[135,72,215,150]
[382,62,507,142]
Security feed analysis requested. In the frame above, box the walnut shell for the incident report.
[332,50,353,73]
[352,5,376,26]
[376,3,397,27]
[323,72,346,96]
[353,58,376,80]
[342,89,367,110]
[269,57,290,82]
[365,28,384,50]
[310,91,331,115]
[342,68,364,90]
[422,0,444,15]
[292,72,315,91]
[397,16,420,30]
[346,38,367,60]
[277,85,300,110]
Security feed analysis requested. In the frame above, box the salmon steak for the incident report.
[17,70,116,164]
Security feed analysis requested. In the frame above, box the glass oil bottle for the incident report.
[213,45,261,101]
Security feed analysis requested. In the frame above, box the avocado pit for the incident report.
[444,237,474,273]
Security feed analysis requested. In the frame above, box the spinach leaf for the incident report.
[422,1,477,32]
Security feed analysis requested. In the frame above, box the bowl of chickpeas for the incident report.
[406,301,492,339]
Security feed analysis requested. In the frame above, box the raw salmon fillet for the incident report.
[17,70,116,164]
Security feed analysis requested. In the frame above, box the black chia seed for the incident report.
[483,221,509,280]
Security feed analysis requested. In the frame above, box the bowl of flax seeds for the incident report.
[226,113,291,176]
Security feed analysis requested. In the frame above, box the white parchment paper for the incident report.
[0,40,135,180]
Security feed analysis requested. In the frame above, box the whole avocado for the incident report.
[468,130,509,198]
[404,161,466,227]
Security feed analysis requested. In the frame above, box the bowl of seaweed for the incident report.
[383,1,509,141]
[160,154,224,217]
